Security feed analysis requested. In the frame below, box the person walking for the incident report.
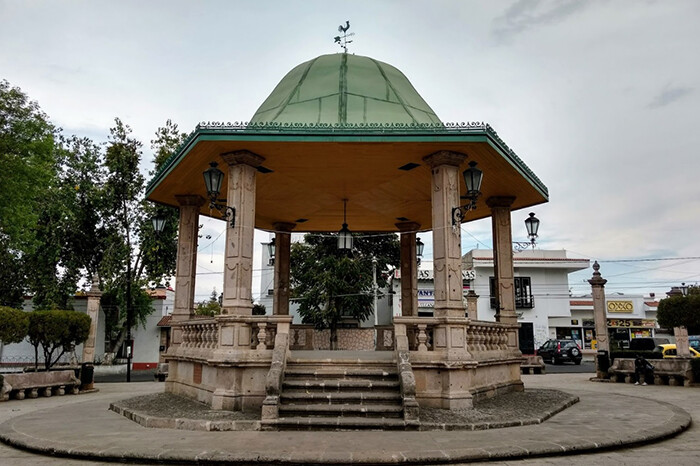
[634,354,653,385]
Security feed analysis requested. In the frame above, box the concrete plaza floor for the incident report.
[0,373,698,465]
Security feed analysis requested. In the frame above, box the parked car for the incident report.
[628,337,670,351]
[653,344,700,359]
[537,339,582,365]
[689,336,700,351]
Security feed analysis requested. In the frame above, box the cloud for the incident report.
[648,85,694,109]
[492,0,587,42]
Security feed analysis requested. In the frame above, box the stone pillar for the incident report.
[675,326,690,357]
[589,261,609,378]
[465,289,479,320]
[171,195,205,346]
[221,151,265,315]
[487,197,517,325]
[273,222,295,316]
[396,222,420,317]
[423,151,467,318]
[81,276,102,363]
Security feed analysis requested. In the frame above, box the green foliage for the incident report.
[290,233,399,348]
[657,294,700,331]
[0,236,25,307]
[0,80,58,251]
[27,310,91,370]
[252,303,267,316]
[0,306,29,344]
[196,289,222,317]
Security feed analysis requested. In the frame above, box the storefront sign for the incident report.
[394,269,476,280]
[607,300,634,313]
[606,318,656,328]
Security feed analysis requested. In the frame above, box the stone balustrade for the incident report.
[180,319,219,349]
[393,317,518,359]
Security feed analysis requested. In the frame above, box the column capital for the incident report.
[221,150,265,167]
[175,194,206,207]
[422,150,467,168]
[588,261,608,287]
[273,222,296,233]
[486,196,516,208]
[395,221,421,233]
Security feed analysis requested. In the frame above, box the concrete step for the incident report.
[262,416,419,431]
[283,379,399,392]
[279,403,403,418]
[280,390,401,404]
[284,367,398,380]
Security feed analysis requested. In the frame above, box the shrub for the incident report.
[27,310,91,370]
[0,306,29,344]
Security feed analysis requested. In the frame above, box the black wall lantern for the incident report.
[267,240,276,266]
[337,199,353,251]
[152,215,166,234]
[203,161,236,228]
[452,161,484,226]
[524,212,540,247]
[416,237,424,265]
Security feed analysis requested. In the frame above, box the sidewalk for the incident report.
[0,374,695,465]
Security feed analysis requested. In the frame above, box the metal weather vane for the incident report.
[334,20,354,53]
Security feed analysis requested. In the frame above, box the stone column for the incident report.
[675,326,690,357]
[81,276,102,363]
[171,195,205,346]
[487,197,517,324]
[465,289,479,320]
[589,261,609,378]
[423,151,467,318]
[396,222,420,317]
[273,222,295,316]
[221,151,265,315]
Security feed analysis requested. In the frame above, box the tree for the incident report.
[0,80,59,303]
[657,292,700,334]
[27,310,91,371]
[0,306,29,344]
[290,233,399,349]
[196,288,222,317]
[0,80,58,252]
[99,119,181,356]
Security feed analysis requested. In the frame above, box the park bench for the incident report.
[0,370,80,401]
[520,355,546,374]
[608,358,694,386]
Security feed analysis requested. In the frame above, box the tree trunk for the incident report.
[106,325,128,355]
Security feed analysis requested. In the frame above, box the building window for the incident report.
[489,277,534,309]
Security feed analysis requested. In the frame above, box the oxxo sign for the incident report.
[607,300,634,313]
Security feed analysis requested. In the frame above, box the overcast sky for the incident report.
[2,0,699,301]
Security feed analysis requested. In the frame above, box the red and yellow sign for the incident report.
[607,300,634,313]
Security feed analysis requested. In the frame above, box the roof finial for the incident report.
[333,20,354,53]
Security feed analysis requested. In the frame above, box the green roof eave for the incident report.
[145,122,548,201]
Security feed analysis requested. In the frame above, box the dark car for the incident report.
[537,339,582,365]
[629,337,670,351]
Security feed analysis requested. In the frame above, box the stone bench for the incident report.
[520,355,546,374]
[1,370,80,401]
[608,358,694,386]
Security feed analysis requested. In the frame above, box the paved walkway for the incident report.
[0,373,697,465]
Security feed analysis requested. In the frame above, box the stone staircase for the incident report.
[261,351,419,430]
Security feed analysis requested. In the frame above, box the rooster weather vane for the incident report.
[334,21,354,53]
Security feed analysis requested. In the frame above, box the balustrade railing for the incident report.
[393,317,515,357]
[180,319,219,349]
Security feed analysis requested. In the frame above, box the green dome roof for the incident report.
[250,53,441,125]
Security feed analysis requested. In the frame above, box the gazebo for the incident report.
[146,52,548,428]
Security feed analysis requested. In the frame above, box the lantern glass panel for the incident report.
[203,162,224,199]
